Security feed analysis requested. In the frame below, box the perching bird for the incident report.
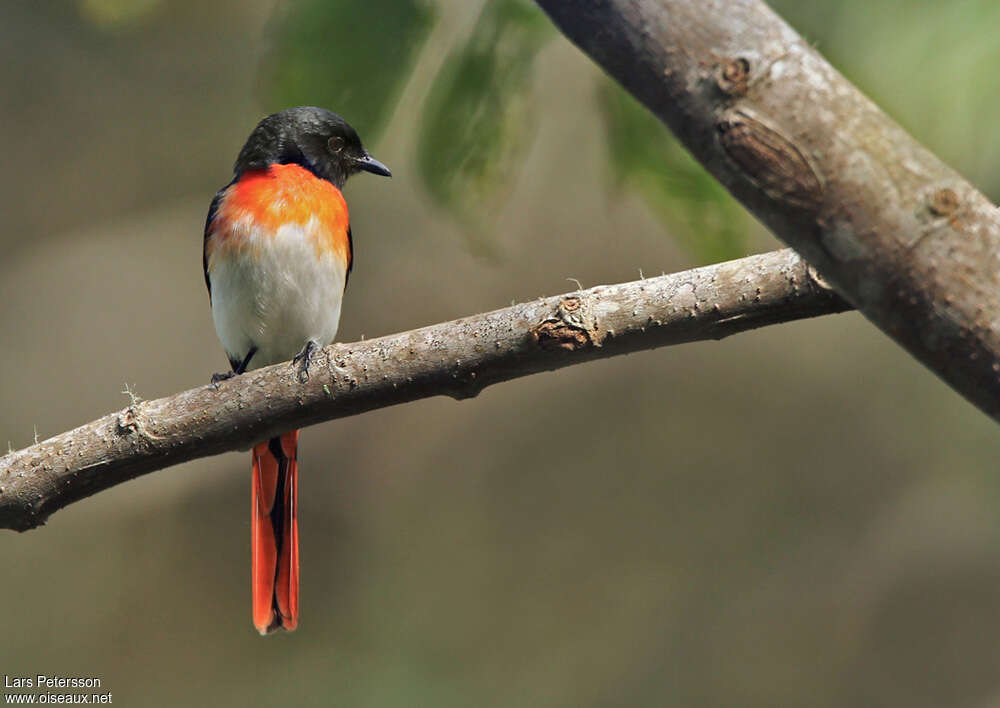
[203,107,390,634]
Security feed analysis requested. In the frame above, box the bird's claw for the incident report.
[292,341,319,383]
[211,371,235,386]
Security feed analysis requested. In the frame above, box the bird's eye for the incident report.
[328,136,345,152]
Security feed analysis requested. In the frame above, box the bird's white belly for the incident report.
[209,222,346,371]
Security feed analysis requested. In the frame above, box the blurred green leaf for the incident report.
[417,0,552,249]
[599,81,750,264]
[77,0,163,30]
[263,0,435,145]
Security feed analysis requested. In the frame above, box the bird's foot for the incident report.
[211,348,257,387]
[211,371,235,386]
[292,340,320,383]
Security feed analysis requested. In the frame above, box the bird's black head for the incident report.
[233,106,391,189]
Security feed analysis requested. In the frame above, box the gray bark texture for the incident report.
[0,250,846,531]
[534,0,1000,418]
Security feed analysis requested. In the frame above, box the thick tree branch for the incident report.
[535,0,1000,419]
[0,249,848,531]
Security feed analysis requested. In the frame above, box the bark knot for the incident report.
[716,57,750,95]
[929,188,960,217]
[116,408,139,435]
[717,109,823,210]
[531,296,602,352]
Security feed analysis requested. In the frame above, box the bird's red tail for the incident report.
[251,431,299,634]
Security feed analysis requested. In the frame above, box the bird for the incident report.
[202,107,390,634]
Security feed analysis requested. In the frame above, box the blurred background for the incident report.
[2,0,1000,705]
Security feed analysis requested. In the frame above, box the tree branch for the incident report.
[0,249,848,531]
[534,0,1000,420]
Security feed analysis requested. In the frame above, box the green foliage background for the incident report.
[263,0,435,144]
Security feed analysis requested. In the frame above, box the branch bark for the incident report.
[0,249,847,531]
[534,0,1000,419]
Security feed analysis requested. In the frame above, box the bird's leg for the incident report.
[292,340,320,383]
[212,347,257,386]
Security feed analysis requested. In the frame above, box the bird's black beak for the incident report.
[356,152,391,178]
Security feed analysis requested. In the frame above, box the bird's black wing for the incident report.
[203,187,227,298]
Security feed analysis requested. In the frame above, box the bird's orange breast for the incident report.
[208,163,351,263]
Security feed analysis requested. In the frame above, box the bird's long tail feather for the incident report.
[251,431,299,634]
